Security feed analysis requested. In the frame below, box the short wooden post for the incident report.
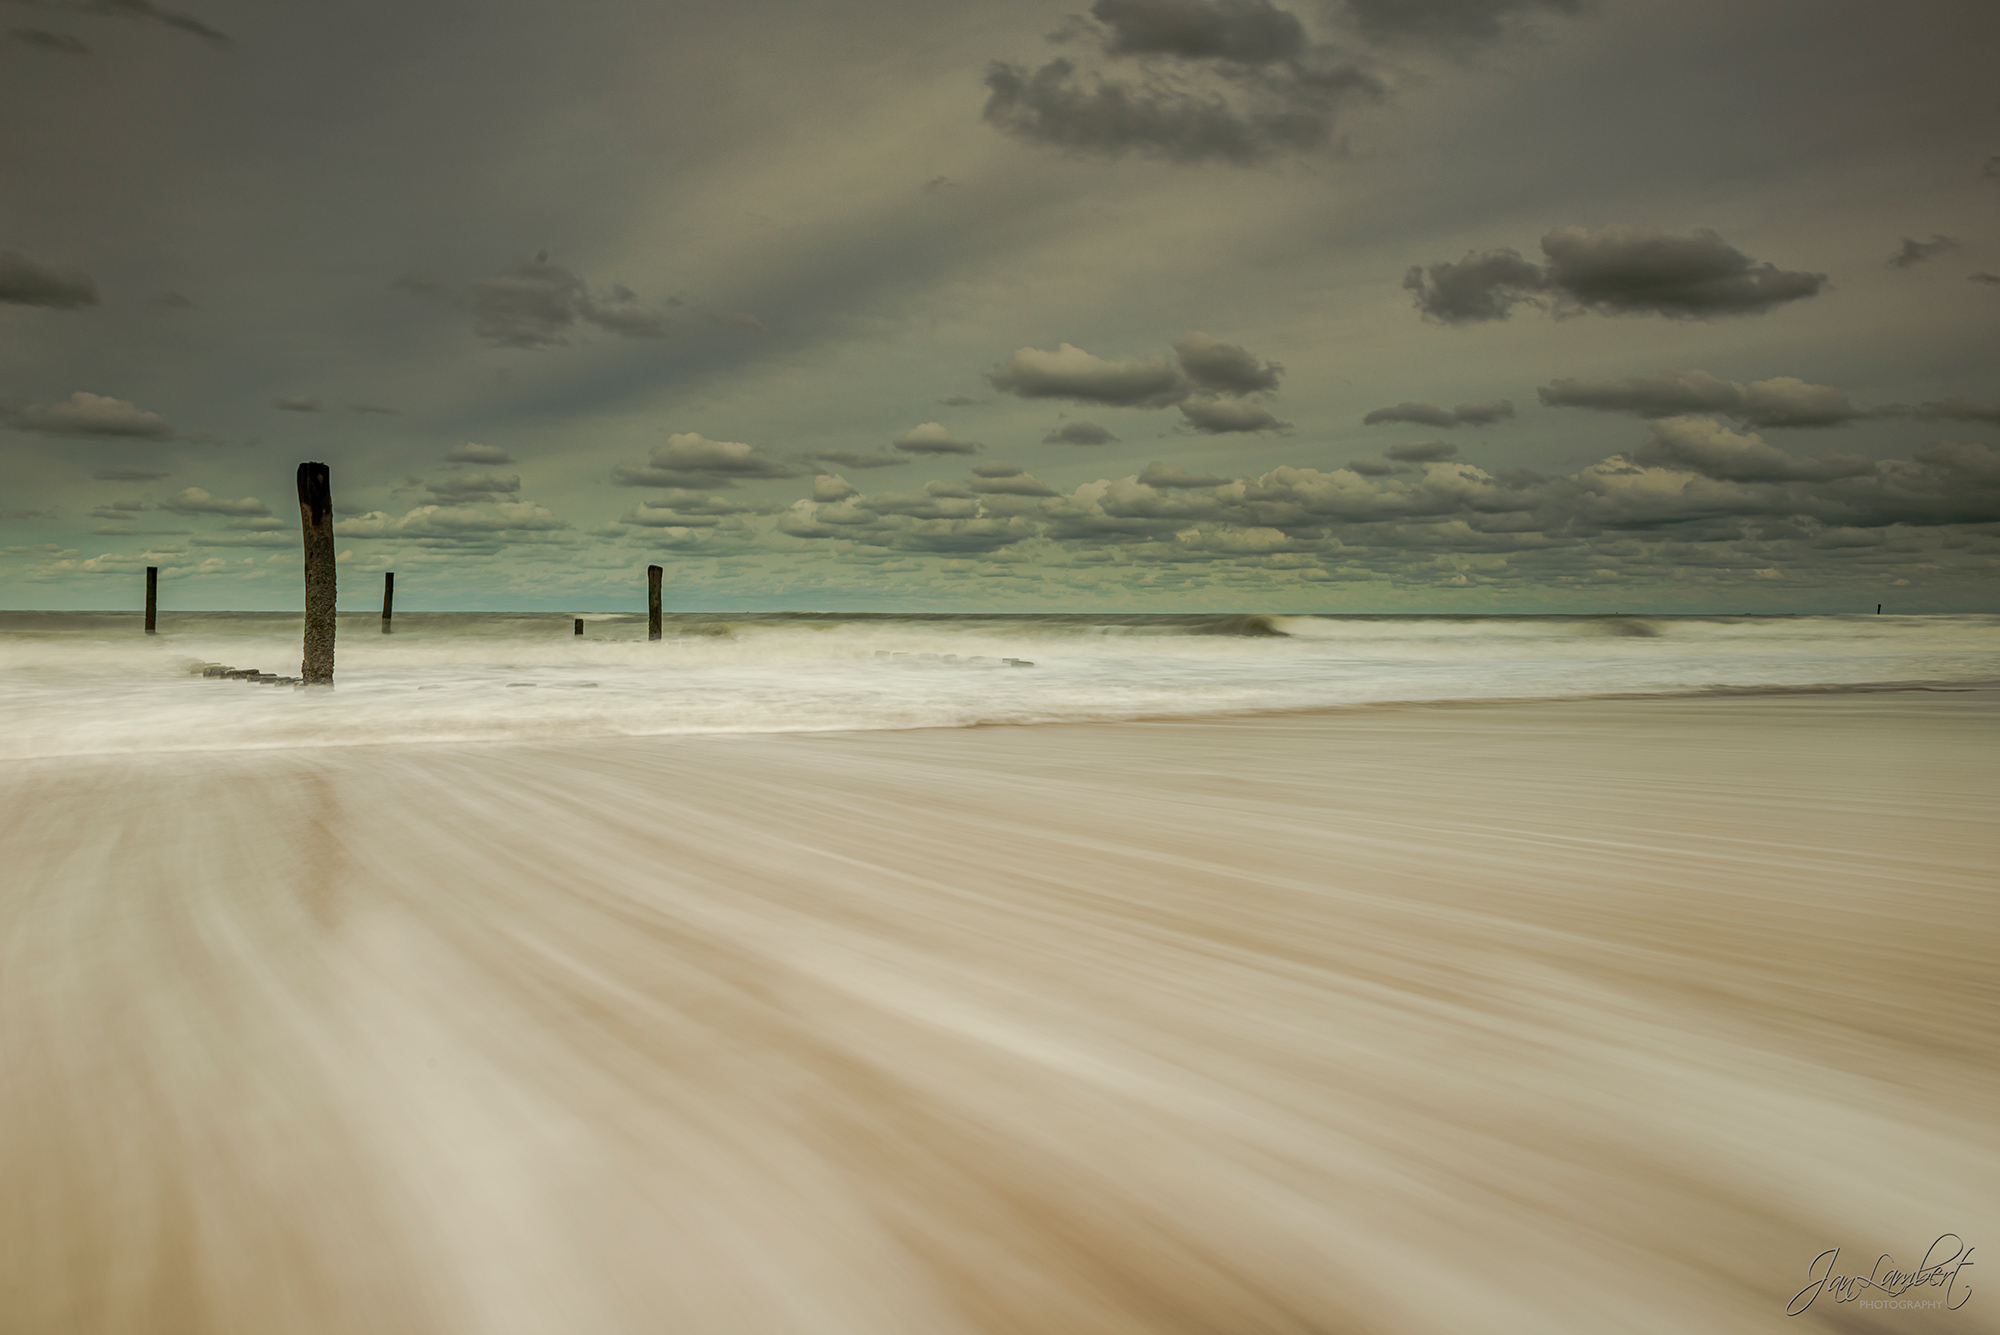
[574,617,583,636]
[1876,603,1882,614]
[144,566,157,635]
[647,566,662,641]
[297,462,336,685]
[381,571,394,633]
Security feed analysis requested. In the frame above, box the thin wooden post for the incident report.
[1876,603,1882,614]
[381,571,394,633]
[647,566,663,641]
[574,617,583,636]
[297,462,336,685]
[144,566,157,635]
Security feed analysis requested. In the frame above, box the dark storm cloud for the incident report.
[7,0,228,43]
[893,422,981,455]
[1385,440,1457,462]
[1970,272,2000,286]
[1913,397,2000,426]
[157,487,269,516]
[2,391,173,438]
[1363,399,1512,427]
[0,250,100,309]
[1091,0,1306,64]
[1172,331,1282,394]
[968,463,1058,496]
[1889,235,1959,269]
[92,465,168,480]
[983,59,1332,165]
[989,342,1188,406]
[1178,394,1286,432]
[1630,417,1872,483]
[446,442,513,464]
[611,434,799,489]
[391,255,672,349]
[1341,0,1586,46]
[1344,459,1404,476]
[7,27,86,52]
[1539,370,1864,428]
[1138,462,1229,487]
[1044,421,1119,445]
[1405,227,1825,323]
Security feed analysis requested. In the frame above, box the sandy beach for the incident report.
[3,690,1995,1334]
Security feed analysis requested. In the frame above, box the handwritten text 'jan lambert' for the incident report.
[1788,1234,1974,1315]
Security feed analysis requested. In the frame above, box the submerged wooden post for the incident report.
[297,462,336,685]
[647,566,662,641]
[144,566,157,635]
[381,571,394,633]
[1877,603,1883,614]
[574,617,583,636]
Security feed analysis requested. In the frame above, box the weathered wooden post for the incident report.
[144,566,157,635]
[647,566,662,641]
[381,571,394,633]
[574,617,583,636]
[297,462,336,685]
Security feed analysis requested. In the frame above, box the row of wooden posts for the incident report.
[145,463,669,686]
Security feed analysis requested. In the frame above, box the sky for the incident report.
[2,0,1997,613]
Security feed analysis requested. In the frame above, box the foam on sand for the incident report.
[2,692,1995,1332]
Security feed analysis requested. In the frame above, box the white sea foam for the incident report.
[1,610,1995,758]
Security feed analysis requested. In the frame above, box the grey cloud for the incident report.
[1090,0,1306,65]
[151,290,193,308]
[4,391,173,438]
[8,27,87,52]
[1342,0,1586,46]
[272,395,322,413]
[706,309,766,334]
[611,433,799,488]
[157,487,269,516]
[989,342,1187,406]
[1385,440,1457,462]
[0,249,100,309]
[1970,273,2000,286]
[1913,397,2000,426]
[1889,235,1959,269]
[392,256,672,349]
[1983,156,2000,184]
[1539,370,1863,428]
[1630,416,1873,484]
[190,530,293,548]
[811,474,858,502]
[1406,227,1825,323]
[446,441,513,464]
[1178,394,1287,432]
[1172,331,1282,394]
[424,471,520,502]
[970,467,1059,496]
[937,395,981,407]
[337,503,567,542]
[894,422,981,455]
[1138,462,1229,487]
[982,58,1336,166]
[1363,399,1513,428]
[1345,459,1405,476]
[1044,421,1119,445]
[803,449,910,470]
[92,465,168,480]
[351,402,400,415]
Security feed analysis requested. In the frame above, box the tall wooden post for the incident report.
[297,462,336,685]
[647,566,663,641]
[144,566,157,635]
[381,571,395,633]
[574,617,583,636]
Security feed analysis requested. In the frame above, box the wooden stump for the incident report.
[382,571,394,633]
[648,566,662,641]
[297,463,336,685]
[144,567,157,635]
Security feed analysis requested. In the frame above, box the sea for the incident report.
[2,609,1996,759]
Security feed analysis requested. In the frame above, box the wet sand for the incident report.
[3,692,1995,1334]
